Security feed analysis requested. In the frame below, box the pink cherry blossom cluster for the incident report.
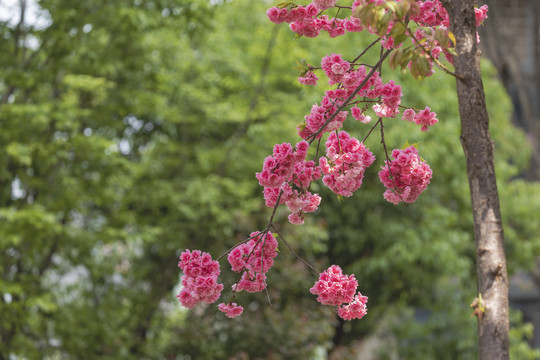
[218,302,244,318]
[177,250,223,309]
[257,141,322,225]
[319,131,375,197]
[475,5,489,27]
[256,141,308,188]
[298,71,319,86]
[372,80,402,118]
[320,54,383,93]
[313,0,337,11]
[297,53,410,140]
[409,0,449,27]
[402,106,439,131]
[228,231,279,293]
[321,53,351,84]
[267,3,363,39]
[337,293,368,320]
[298,100,348,140]
[378,145,433,204]
[310,265,368,321]
[351,105,372,124]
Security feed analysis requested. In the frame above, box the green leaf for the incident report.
[276,1,294,9]
[448,31,456,46]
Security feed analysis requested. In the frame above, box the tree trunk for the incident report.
[442,1,510,359]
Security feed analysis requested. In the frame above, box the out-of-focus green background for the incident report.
[1,0,540,359]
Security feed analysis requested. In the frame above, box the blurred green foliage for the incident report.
[1,0,539,359]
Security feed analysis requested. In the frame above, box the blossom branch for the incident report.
[402,21,464,80]
[307,48,393,144]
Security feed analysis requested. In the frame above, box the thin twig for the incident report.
[264,287,273,308]
[271,225,320,275]
[352,39,381,63]
[266,190,284,228]
[362,118,382,143]
[228,231,266,297]
[315,137,322,160]
[379,119,406,203]
[217,232,260,261]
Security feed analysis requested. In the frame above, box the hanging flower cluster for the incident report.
[379,146,433,204]
[257,141,322,225]
[310,265,368,321]
[228,231,279,293]
[319,131,375,197]
[177,250,223,309]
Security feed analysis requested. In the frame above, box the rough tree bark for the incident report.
[442,1,510,359]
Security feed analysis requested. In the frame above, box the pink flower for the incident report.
[411,0,450,27]
[341,70,363,90]
[413,106,438,131]
[302,102,346,140]
[288,212,304,225]
[319,131,375,197]
[303,193,321,213]
[257,140,322,224]
[372,80,402,118]
[343,17,363,32]
[177,250,223,309]
[475,5,488,27]
[321,53,350,84]
[313,0,337,11]
[218,302,244,318]
[227,246,248,272]
[351,105,372,124]
[266,7,289,24]
[337,293,368,321]
[378,146,432,204]
[295,140,309,159]
[290,20,320,38]
[311,265,369,321]
[298,71,319,86]
[319,17,346,38]
[310,265,358,306]
[285,192,321,225]
[234,272,267,293]
[402,108,416,122]
[228,231,278,293]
